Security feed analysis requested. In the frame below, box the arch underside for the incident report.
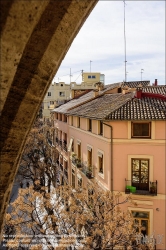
[0,0,98,235]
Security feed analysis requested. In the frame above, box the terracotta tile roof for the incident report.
[107,97,166,121]
[142,85,166,95]
[53,82,166,121]
[52,83,122,114]
[122,81,150,88]
[52,91,95,114]
[66,93,134,119]
[101,82,122,93]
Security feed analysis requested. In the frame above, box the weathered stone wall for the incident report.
[0,0,98,236]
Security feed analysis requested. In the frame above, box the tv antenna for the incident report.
[123,0,127,82]
[70,68,72,83]
[141,69,144,81]
[90,60,92,72]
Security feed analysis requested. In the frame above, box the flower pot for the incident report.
[125,188,130,194]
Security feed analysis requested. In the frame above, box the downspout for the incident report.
[102,122,113,192]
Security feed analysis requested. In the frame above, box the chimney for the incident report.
[93,89,99,97]
[96,82,104,91]
[154,79,158,86]
[136,87,142,99]
[71,89,75,99]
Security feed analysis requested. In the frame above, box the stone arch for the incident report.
[0,0,98,235]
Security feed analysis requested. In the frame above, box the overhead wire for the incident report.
[55,70,82,80]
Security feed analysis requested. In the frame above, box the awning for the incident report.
[68,138,73,152]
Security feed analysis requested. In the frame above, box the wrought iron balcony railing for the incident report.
[71,154,94,179]
[64,169,68,179]
[80,163,93,179]
[60,163,63,171]
[125,179,157,196]
[63,142,67,152]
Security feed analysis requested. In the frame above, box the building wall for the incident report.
[53,112,166,249]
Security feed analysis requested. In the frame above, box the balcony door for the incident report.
[132,159,149,191]
[87,149,92,167]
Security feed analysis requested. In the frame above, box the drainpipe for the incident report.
[102,122,113,192]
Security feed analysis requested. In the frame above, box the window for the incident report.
[87,148,92,167]
[77,176,82,188]
[64,161,68,179]
[98,154,103,174]
[132,211,149,236]
[132,159,149,191]
[59,113,62,121]
[71,116,73,126]
[71,140,74,152]
[131,122,151,138]
[77,117,80,128]
[99,121,103,135]
[72,169,75,188]
[59,91,65,97]
[88,75,96,79]
[88,119,92,131]
[68,138,73,152]
[55,113,58,119]
[50,101,54,105]
[48,92,51,96]
[77,142,81,160]
[63,115,67,123]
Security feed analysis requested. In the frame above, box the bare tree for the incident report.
[16,117,56,193]
[3,183,154,250]
[3,117,154,249]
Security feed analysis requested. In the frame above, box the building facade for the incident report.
[51,81,166,249]
[43,72,105,119]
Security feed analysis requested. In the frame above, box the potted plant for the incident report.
[76,159,82,168]
[125,187,130,194]
[86,166,93,179]
[71,152,77,164]
[150,183,156,194]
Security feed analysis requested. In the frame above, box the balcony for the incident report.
[63,141,67,152]
[125,179,157,196]
[55,159,59,167]
[55,137,59,144]
[47,137,53,146]
[59,140,62,147]
[60,163,63,171]
[71,156,82,168]
[80,163,93,179]
[64,169,68,179]
[71,155,93,179]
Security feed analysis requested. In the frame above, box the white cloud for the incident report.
[54,1,165,85]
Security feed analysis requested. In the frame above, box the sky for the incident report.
[54,1,165,85]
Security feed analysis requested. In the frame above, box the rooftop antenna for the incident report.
[70,68,72,83]
[90,60,92,72]
[126,72,129,82]
[141,69,144,81]
[123,0,127,82]
[81,69,84,81]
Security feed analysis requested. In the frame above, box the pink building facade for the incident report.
[52,81,166,249]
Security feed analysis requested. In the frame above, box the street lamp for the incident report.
[141,69,144,81]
